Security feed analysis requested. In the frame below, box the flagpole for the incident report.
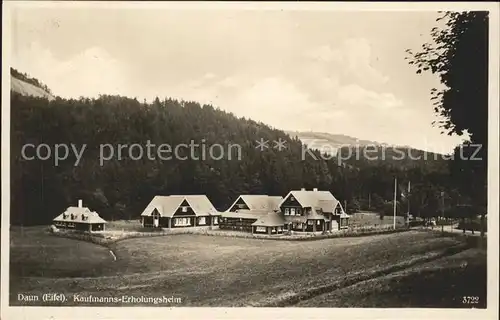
[393,177,397,229]
[407,181,411,217]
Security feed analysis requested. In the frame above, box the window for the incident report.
[175,218,191,226]
[198,217,206,225]
[181,206,188,213]
[290,196,295,201]
[284,208,290,215]
[290,208,296,216]
[255,226,266,232]
[317,220,321,225]
[308,220,313,225]
[214,217,219,224]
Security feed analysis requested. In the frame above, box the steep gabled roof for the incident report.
[140,196,183,217]
[177,195,219,216]
[279,190,340,213]
[228,195,283,211]
[141,195,219,217]
[53,207,107,224]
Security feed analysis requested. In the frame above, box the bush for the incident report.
[409,220,425,227]
[457,220,486,232]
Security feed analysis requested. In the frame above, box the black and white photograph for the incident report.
[1,1,499,319]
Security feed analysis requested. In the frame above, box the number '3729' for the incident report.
[462,296,479,304]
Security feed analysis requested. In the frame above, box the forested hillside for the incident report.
[10,76,459,225]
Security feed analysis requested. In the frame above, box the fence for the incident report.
[49,224,411,245]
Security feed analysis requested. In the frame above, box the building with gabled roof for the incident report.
[220,190,349,234]
[220,195,283,232]
[140,195,220,228]
[279,188,349,232]
[52,200,107,232]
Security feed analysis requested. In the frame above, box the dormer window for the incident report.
[71,214,75,220]
[63,213,67,219]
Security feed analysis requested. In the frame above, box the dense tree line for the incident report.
[10,11,487,229]
[10,90,461,225]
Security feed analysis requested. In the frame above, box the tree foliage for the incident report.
[405,11,488,146]
[405,11,489,213]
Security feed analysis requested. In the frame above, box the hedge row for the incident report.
[49,225,411,245]
[457,221,487,232]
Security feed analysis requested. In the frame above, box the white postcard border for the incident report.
[2,1,499,320]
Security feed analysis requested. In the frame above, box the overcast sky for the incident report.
[10,6,468,153]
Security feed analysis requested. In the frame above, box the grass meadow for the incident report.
[9,226,486,308]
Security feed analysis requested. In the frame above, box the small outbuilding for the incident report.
[52,200,107,232]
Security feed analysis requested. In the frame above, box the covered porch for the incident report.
[142,213,218,229]
[251,212,286,235]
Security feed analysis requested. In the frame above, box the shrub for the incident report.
[409,220,425,227]
[457,220,487,232]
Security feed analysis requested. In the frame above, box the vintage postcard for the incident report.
[1,1,499,319]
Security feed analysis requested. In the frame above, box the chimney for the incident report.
[78,199,83,208]
[313,188,318,191]
[300,188,306,191]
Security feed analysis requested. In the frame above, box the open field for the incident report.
[10,227,114,278]
[9,226,485,307]
[350,212,406,228]
[295,248,486,308]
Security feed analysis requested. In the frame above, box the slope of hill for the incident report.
[286,130,446,169]
[287,130,383,147]
[10,68,55,101]
[286,130,389,156]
